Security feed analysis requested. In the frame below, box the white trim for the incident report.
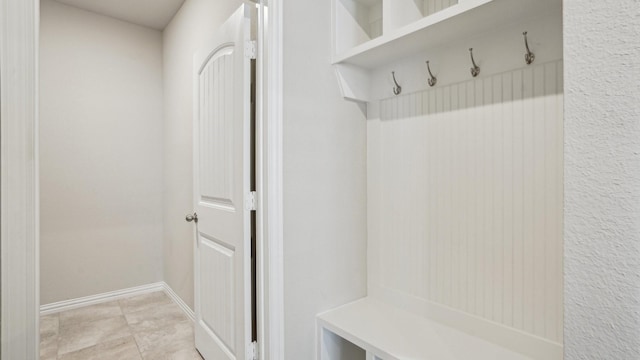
[39,282,196,323]
[256,1,267,356]
[259,0,285,358]
[255,1,286,359]
[1,0,40,358]
[162,282,196,322]
[40,282,164,315]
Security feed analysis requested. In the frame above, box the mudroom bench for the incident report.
[317,298,536,360]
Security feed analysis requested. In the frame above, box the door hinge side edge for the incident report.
[248,340,258,360]
[245,40,257,59]
[246,191,257,211]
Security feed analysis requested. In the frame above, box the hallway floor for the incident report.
[40,291,203,360]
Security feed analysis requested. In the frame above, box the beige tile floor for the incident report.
[40,291,203,360]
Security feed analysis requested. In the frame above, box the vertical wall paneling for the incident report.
[532,63,545,338]
[483,76,493,320]
[422,0,458,17]
[502,71,514,327]
[512,69,524,331]
[370,60,564,344]
[465,80,476,315]
[1,0,39,357]
[522,68,534,333]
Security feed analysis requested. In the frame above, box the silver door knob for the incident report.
[185,212,198,223]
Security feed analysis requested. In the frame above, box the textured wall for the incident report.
[40,0,164,304]
[162,0,244,310]
[564,1,640,358]
[283,0,368,357]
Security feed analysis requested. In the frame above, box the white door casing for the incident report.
[192,4,256,360]
[1,0,40,358]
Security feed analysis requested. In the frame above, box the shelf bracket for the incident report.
[333,63,372,104]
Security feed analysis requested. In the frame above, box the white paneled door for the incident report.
[192,4,256,360]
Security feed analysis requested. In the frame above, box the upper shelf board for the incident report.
[332,0,562,69]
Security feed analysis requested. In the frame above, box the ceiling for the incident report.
[54,0,186,30]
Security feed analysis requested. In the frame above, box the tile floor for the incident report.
[40,291,203,360]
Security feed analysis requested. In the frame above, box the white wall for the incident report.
[39,0,164,304]
[162,3,369,359]
[283,0,368,358]
[564,1,640,359]
[162,4,368,357]
[32,0,640,358]
[369,59,564,344]
[162,0,245,310]
[366,12,564,356]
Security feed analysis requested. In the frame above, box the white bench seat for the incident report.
[317,297,534,360]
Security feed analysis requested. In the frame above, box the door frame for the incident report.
[0,0,40,358]
[0,0,284,358]
[256,0,285,358]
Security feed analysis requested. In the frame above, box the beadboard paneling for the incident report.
[423,0,458,17]
[1,0,39,358]
[368,60,563,344]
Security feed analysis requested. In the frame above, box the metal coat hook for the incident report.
[391,71,402,95]
[523,31,535,65]
[469,48,480,77]
[426,61,437,87]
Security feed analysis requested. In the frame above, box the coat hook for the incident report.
[391,71,402,95]
[523,31,535,65]
[469,48,480,77]
[426,61,437,87]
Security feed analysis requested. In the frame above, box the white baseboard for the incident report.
[161,282,195,322]
[40,282,164,315]
[39,281,195,324]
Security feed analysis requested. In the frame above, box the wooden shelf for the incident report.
[318,297,535,360]
[332,0,561,69]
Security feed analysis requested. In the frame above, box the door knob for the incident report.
[185,212,198,223]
